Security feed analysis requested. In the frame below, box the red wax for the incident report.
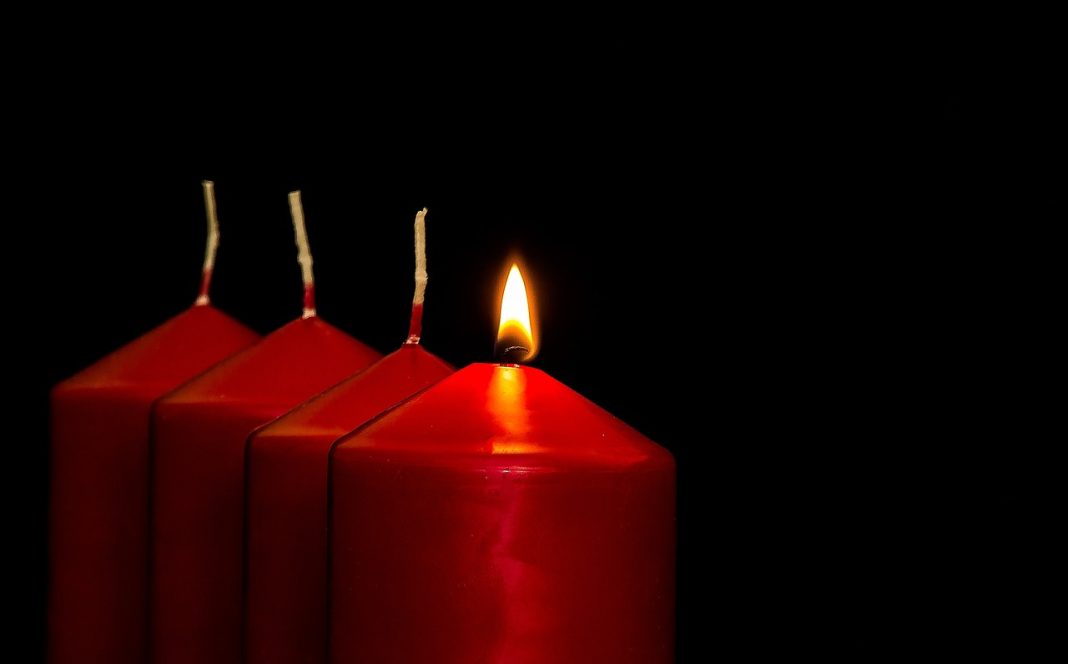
[149,317,380,664]
[49,305,258,664]
[245,344,453,664]
[329,364,676,664]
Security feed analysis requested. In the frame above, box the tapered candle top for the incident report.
[195,180,221,306]
[287,191,317,318]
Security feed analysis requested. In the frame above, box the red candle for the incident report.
[48,181,259,664]
[148,192,381,664]
[244,209,454,664]
[328,265,676,663]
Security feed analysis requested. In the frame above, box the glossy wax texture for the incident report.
[149,317,380,664]
[245,344,453,664]
[329,364,676,664]
[49,305,259,664]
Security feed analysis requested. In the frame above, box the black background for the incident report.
[7,32,1048,661]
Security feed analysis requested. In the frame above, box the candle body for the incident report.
[48,305,258,664]
[149,317,379,664]
[244,344,453,664]
[329,364,675,663]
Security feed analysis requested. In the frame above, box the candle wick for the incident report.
[497,345,530,364]
[288,191,317,319]
[195,180,220,306]
[405,207,428,344]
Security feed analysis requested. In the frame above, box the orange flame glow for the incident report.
[496,264,536,362]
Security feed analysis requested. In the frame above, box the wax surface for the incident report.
[244,344,453,664]
[149,317,380,664]
[329,363,676,664]
[49,305,258,664]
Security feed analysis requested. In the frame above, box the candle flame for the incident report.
[496,264,536,362]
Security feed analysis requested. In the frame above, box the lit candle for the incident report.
[148,192,381,664]
[328,263,676,663]
[49,181,259,664]
[243,209,454,664]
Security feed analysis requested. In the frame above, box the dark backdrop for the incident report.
[8,37,1045,661]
